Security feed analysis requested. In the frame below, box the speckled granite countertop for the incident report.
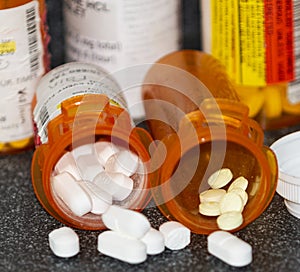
[0,1,299,271]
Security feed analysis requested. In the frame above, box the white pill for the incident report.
[102,205,151,239]
[79,181,112,215]
[48,227,80,258]
[52,172,92,217]
[208,168,233,189]
[159,221,191,250]
[199,202,221,216]
[219,192,244,214]
[140,228,165,255]
[95,141,120,166]
[97,230,147,264]
[54,152,81,180]
[72,143,95,160]
[199,189,226,203]
[228,187,248,206]
[93,171,133,201]
[76,154,104,182]
[208,230,252,267]
[217,211,243,230]
[228,176,248,191]
[105,150,139,176]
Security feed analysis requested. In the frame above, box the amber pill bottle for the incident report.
[0,0,50,154]
[31,62,154,230]
[142,50,278,234]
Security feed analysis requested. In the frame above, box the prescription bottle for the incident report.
[200,0,300,130]
[142,50,278,234]
[63,0,182,120]
[31,62,154,230]
[0,0,50,154]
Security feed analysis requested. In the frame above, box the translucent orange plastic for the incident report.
[0,0,50,154]
[142,50,278,234]
[31,94,154,230]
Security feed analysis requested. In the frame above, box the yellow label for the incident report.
[0,40,16,56]
[211,0,266,86]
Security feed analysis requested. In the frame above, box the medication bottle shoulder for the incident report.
[0,0,50,154]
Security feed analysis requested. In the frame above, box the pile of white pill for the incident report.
[51,141,142,217]
[199,168,249,230]
[48,205,191,264]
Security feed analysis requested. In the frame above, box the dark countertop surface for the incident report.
[1,1,300,271]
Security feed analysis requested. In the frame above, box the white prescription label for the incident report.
[0,1,45,142]
[63,0,181,119]
[33,62,128,144]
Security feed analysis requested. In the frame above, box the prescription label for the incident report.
[210,0,295,86]
[0,1,45,142]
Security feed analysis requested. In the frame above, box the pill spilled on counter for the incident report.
[199,168,249,231]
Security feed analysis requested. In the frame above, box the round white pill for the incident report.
[79,181,112,215]
[199,189,226,203]
[97,230,147,264]
[93,171,133,201]
[217,211,243,230]
[208,168,233,189]
[54,152,81,180]
[76,154,104,182]
[48,227,79,258]
[95,141,120,166]
[102,205,151,239]
[159,221,191,250]
[228,187,248,206]
[228,176,248,191]
[52,172,92,217]
[219,192,244,214]
[140,228,165,255]
[199,202,221,216]
[105,150,139,176]
[208,230,252,267]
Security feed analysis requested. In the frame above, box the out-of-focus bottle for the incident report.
[63,0,182,120]
[142,50,278,234]
[200,0,300,130]
[0,0,50,154]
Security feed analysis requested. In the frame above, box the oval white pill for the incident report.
[93,171,133,201]
[52,172,92,217]
[159,221,191,250]
[217,211,243,231]
[72,143,95,160]
[228,176,248,191]
[228,187,248,206]
[199,189,226,203]
[97,230,147,264]
[208,168,233,189]
[79,181,112,215]
[102,205,151,239]
[141,228,165,255]
[219,192,244,214]
[208,230,252,267]
[105,150,139,176]
[54,152,81,180]
[48,227,80,258]
[199,202,221,216]
[95,141,120,166]
[76,154,104,182]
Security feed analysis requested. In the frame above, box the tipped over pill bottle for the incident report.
[200,0,300,130]
[142,50,278,234]
[0,0,50,154]
[63,0,182,120]
[31,62,154,230]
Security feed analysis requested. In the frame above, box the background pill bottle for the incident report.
[31,62,154,230]
[62,0,182,121]
[0,0,50,153]
[200,0,300,130]
[142,50,278,234]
